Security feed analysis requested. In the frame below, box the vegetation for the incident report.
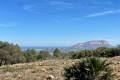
[37,50,51,60]
[0,49,11,66]
[64,57,114,80]
[23,49,37,62]
[0,41,120,66]
[0,41,26,65]
[69,47,120,59]
[0,41,119,80]
[53,48,62,58]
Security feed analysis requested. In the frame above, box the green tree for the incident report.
[95,47,109,57]
[24,49,37,62]
[37,50,51,60]
[0,41,25,65]
[0,49,11,66]
[108,48,120,57]
[53,48,62,58]
[64,57,114,80]
[10,44,26,64]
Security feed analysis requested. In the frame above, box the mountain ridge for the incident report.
[72,40,112,50]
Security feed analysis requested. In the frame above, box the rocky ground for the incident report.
[0,57,120,80]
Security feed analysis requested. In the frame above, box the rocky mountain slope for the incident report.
[72,40,111,50]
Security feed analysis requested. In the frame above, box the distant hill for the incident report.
[71,40,112,50]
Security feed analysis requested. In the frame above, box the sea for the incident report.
[21,46,69,51]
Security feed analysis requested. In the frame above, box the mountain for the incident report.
[71,40,111,50]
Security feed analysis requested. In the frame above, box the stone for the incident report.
[46,75,55,80]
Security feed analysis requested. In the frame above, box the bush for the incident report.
[70,50,95,59]
[0,41,25,65]
[37,50,51,60]
[64,57,114,80]
[0,49,11,66]
[23,49,37,62]
[53,48,62,58]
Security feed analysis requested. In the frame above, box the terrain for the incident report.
[72,40,111,50]
[0,57,120,80]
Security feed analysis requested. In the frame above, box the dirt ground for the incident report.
[0,57,120,80]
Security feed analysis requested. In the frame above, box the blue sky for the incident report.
[0,0,120,46]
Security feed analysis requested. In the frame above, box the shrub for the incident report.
[0,41,25,65]
[53,48,62,58]
[0,49,11,66]
[24,49,37,62]
[64,57,114,80]
[37,50,51,60]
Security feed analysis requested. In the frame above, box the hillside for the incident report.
[0,57,120,80]
[72,40,111,50]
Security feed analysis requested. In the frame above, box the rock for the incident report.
[117,62,120,64]
[5,72,12,77]
[41,68,46,72]
[18,74,22,79]
[48,67,54,71]
[31,70,36,73]
[47,75,55,80]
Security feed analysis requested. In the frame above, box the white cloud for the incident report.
[85,9,120,17]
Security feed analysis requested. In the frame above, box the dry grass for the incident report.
[0,57,120,80]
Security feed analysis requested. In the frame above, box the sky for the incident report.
[0,0,120,46]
